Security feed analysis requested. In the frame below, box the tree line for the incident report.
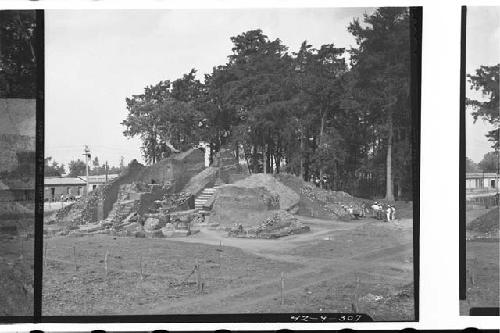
[44,156,125,178]
[122,8,414,201]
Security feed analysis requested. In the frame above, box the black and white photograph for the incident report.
[460,6,500,316]
[41,7,420,321]
[0,10,38,317]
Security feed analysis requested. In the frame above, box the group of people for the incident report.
[370,202,396,222]
[342,202,396,222]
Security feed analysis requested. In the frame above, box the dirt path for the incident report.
[132,217,413,315]
[175,217,366,255]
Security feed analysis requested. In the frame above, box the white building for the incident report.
[466,172,499,194]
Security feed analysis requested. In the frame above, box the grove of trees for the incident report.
[122,8,415,200]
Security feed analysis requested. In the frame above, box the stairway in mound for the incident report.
[194,187,218,214]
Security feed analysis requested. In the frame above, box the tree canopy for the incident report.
[0,10,37,98]
[122,8,415,201]
[467,64,500,149]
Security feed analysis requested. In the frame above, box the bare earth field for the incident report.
[0,217,34,316]
[43,214,414,321]
[460,207,499,315]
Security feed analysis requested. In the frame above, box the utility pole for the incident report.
[105,161,109,183]
[83,145,91,196]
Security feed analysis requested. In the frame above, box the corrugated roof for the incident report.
[44,177,86,186]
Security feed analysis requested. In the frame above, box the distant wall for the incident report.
[102,161,144,219]
[100,149,204,219]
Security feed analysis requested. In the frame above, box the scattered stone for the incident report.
[144,217,161,231]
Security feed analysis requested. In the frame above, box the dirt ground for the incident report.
[460,206,499,315]
[42,213,414,321]
[0,217,34,316]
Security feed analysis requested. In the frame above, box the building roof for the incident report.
[466,173,499,178]
[44,177,87,186]
[78,174,119,183]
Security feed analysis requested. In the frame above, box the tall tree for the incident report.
[467,64,500,149]
[348,7,411,201]
[122,81,171,164]
[294,42,347,187]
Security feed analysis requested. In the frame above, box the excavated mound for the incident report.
[210,186,279,228]
[467,207,499,236]
[209,174,309,238]
[276,173,368,219]
[231,173,300,212]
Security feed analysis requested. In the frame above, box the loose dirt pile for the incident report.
[232,174,299,212]
[208,174,309,238]
[54,185,105,227]
[467,207,499,237]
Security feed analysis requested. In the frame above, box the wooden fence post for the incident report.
[195,259,202,293]
[104,249,109,277]
[352,275,360,313]
[73,246,77,272]
[280,272,285,306]
[139,255,143,281]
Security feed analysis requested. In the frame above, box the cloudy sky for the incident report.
[466,6,500,163]
[45,8,374,168]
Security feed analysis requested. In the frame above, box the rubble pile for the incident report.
[228,210,310,239]
[157,192,193,213]
[54,186,106,226]
[276,173,369,219]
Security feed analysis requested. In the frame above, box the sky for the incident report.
[45,8,374,169]
[465,6,500,163]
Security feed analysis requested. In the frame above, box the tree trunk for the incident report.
[397,179,403,200]
[300,132,305,179]
[318,111,326,189]
[385,113,395,202]
[235,142,239,163]
[262,145,267,174]
[152,128,157,165]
